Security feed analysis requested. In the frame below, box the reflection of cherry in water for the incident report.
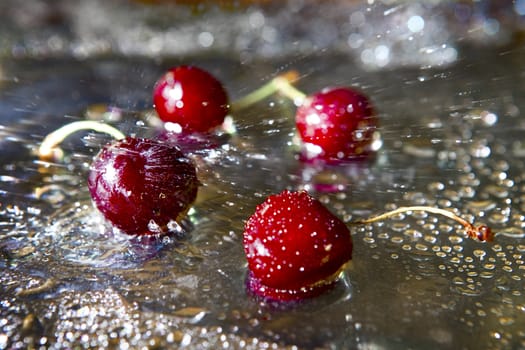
[242,190,493,302]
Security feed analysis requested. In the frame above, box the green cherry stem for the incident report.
[38,120,125,161]
[231,70,306,111]
[350,206,494,242]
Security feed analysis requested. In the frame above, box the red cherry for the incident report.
[153,65,229,133]
[295,87,378,163]
[87,137,199,236]
[243,190,352,302]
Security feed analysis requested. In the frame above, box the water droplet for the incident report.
[491,247,502,256]
[473,250,486,259]
[438,224,454,234]
[499,317,515,326]
[489,212,509,224]
[391,236,404,244]
[454,285,481,296]
[491,331,502,340]
[404,229,423,239]
[428,182,445,191]
[363,237,375,244]
[502,266,513,273]
[407,15,425,33]
[477,309,486,317]
[415,243,428,251]
[485,185,509,199]
[391,222,410,232]
[450,257,461,264]
[480,271,494,279]
[470,142,491,158]
[448,235,463,244]
[424,235,437,244]
[465,200,497,212]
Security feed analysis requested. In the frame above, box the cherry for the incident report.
[243,190,353,302]
[247,74,379,163]
[87,136,199,236]
[153,65,229,133]
[295,87,378,163]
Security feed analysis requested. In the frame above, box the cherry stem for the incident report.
[231,70,306,111]
[38,120,126,161]
[350,206,494,242]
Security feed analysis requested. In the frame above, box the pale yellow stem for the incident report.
[38,120,125,161]
[231,70,305,111]
[350,206,493,242]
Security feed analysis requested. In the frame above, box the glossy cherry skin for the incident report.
[243,190,352,302]
[88,137,199,236]
[153,66,229,133]
[295,87,378,163]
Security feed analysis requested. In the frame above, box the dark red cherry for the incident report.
[295,87,378,163]
[88,137,199,236]
[153,65,229,133]
[243,190,352,302]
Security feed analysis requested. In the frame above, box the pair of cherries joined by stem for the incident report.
[38,66,494,303]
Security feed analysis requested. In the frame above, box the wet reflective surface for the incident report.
[2,1,525,349]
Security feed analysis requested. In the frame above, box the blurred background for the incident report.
[1,0,524,68]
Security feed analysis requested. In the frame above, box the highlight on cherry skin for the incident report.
[242,190,494,303]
